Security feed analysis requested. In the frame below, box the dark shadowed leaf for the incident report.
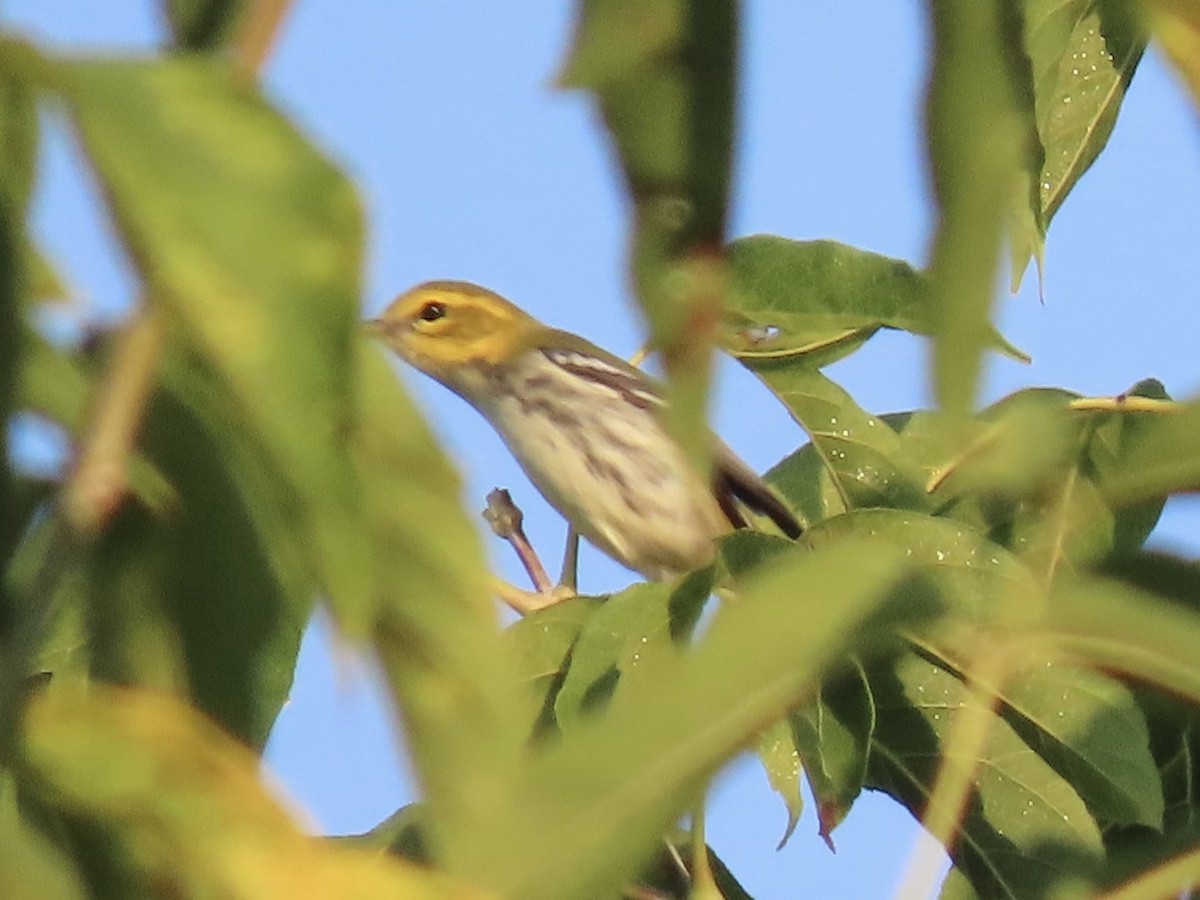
[868,654,1104,899]
[1000,664,1162,829]
[160,0,247,50]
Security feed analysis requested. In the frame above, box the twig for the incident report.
[62,308,164,536]
[484,488,554,593]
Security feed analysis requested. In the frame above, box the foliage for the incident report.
[2,1,1199,898]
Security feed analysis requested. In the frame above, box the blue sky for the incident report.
[7,3,1200,897]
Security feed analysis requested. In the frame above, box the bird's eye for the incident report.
[417,301,447,323]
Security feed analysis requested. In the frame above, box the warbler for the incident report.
[369,281,802,581]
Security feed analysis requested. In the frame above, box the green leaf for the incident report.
[481,539,926,899]
[559,0,737,466]
[507,596,602,738]
[926,0,1030,413]
[352,346,528,881]
[744,366,932,515]
[1101,396,1200,505]
[1013,0,1146,288]
[1046,576,1200,713]
[160,0,248,50]
[84,380,311,749]
[725,236,1028,370]
[0,775,86,900]
[755,717,803,849]
[789,665,875,847]
[19,684,489,899]
[868,653,1104,898]
[0,73,37,572]
[58,57,373,625]
[999,663,1162,829]
[726,237,923,368]
[804,508,1038,627]
[553,574,711,728]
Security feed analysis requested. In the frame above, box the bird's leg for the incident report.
[483,488,575,614]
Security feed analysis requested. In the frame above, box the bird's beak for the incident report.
[362,318,386,338]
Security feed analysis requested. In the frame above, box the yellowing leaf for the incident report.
[21,684,492,900]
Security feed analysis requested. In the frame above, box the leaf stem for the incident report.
[232,0,294,80]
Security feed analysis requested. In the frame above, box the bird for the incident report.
[368,280,802,582]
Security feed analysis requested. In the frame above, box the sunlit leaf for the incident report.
[726,236,1026,369]
[1146,0,1200,107]
[60,56,372,622]
[353,346,527,880]
[756,717,803,849]
[1101,397,1200,505]
[20,685,492,899]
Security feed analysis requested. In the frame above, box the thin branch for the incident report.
[484,488,554,593]
[62,307,164,536]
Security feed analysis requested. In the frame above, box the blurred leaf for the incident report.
[482,540,926,899]
[560,0,737,466]
[804,508,1038,627]
[160,0,248,50]
[868,653,1104,898]
[636,830,754,900]
[1046,576,1200,711]
[352,346,526,881]
[20,684,492,899]
[0,73,38,215]
[0,776,86,900]
[726,236,1027,370]
[1000,663,1162,829]
[85,379,311,749]
[507,596,601,738]
[1011,0,1146,288]
[59,56,373,625]
[1101,396,1200,504]
[1147,0,1200,106]
[17,326,174,512]
[790,665,875,846]
[755,718,803,849]
[926,0,1030,413]
[553,575,710,728]
[0,73,36,573]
